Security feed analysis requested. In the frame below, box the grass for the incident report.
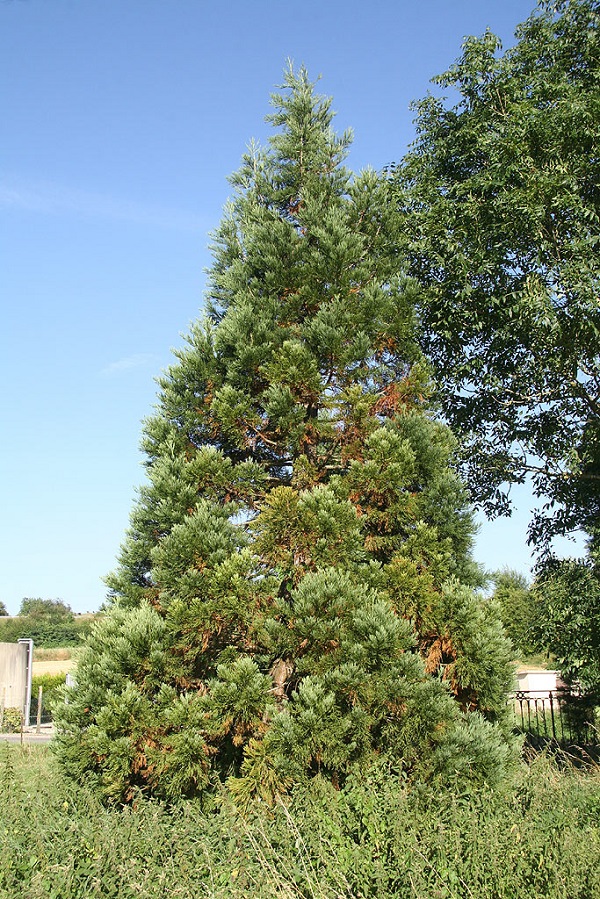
[1,744,600,898]
[32,647,79,662]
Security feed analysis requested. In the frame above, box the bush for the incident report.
[31,673,67,721]
[492,569,539,659]
[1,708,22,733]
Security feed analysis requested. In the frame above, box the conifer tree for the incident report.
[54,66,515,804]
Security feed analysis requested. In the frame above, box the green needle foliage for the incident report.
[54,65,514,804]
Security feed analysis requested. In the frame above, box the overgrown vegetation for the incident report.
[491,570,539,660]
[0,10,596,899]
[393,0,600,711]
[15,8,599,897]
[1,745,599,899]
[50,0,600,808]
[533,555,600,693]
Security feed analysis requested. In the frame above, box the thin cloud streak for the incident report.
[101,354,158,377]
[0,176,209,231]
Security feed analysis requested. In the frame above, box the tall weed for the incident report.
[0,745,599,898]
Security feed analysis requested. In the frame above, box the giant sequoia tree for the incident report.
[54,67,513,804]
[395,0,600,545]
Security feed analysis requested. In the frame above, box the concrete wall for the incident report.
[0,641,29,719]
[515,669,561,698]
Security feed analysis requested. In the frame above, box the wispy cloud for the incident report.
[100,353,158,377]
[0,175,209,232]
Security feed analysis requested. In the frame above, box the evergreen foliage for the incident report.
[54,66,514,804]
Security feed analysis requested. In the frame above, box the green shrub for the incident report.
[1,708,22,733]
[31,673,67,719]
[0,600,95,649]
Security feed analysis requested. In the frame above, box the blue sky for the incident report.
[1,0,580,614]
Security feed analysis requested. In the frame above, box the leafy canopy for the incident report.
[18,597,73,619]
[491,569,538,659]
[533,554,600,692]
[395,0,600,546]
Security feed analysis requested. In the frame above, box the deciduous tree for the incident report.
[394,0,600,546]
[0,597,83,647]
[533,554,600,692]
[491,569,538,658]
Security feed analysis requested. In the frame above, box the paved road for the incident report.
[0,728,55,745]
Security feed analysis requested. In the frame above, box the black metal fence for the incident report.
[510,688,599,751]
